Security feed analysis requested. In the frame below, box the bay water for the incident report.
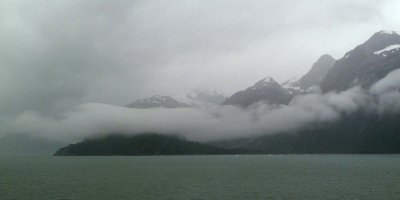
[1,155,400,200]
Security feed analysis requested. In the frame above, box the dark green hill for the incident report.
[211,112,400,154]
[54,133,253,156]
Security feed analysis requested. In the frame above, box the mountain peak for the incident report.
[298,54,335,90]
[222,76,292,107]
[377,30,399,35]
[258,76,276,84]
[252,76,279,89]
[260,76,274,82]
[318,54,335,62]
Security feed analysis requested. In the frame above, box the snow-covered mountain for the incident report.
[127,95,189,109]
[223,76,292,107]
[321,30,400,92]
[281,77,305,95]
[187,90,227,105]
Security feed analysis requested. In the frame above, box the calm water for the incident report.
[1,155,400,200]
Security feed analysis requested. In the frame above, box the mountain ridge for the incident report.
[299,54,335,90]
[321,30,400,92]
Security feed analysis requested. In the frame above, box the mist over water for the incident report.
[4,68,399,144]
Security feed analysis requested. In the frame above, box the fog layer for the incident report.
[5,69,399,143]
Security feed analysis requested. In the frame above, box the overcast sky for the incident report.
[1,0,400,118]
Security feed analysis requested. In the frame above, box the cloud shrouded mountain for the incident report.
[1,0,400,154]
[321,31,400,92]
[2,31,400,151]
[212,31,400,152]
[187,90,227,105]
[1,0,399,119]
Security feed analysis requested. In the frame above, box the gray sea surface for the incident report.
[1,155,400,200]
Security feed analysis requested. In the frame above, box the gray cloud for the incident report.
[9,71,398,143]
[370,68,400,95]
[2,67,398,147]
[370,69,400,114]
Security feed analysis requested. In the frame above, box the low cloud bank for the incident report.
[5,69,400,143]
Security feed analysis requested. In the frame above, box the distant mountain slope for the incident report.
[0,133,65,155]
[54,133,254,156]
[187,90,227,105]
[223,77,292,107]
[214,30,400,154]
[299,54,335,90]
[321,30,400,92]
[211,112,400,154]
[127,95,189,109]
[281,77,305,95]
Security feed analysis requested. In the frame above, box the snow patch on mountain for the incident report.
[374,44,400,56]
[281,77,304,95]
